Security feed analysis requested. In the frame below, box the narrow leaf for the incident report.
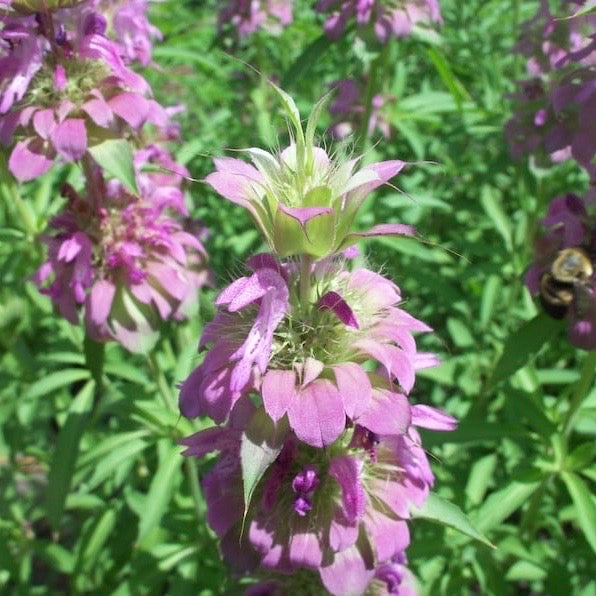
[136,440,182,546]
[25,368,91,400]
[480,185,512,251]
[75,508,117,576]
[45,379,95,529]
[281,34,330,88]
[561,472,596,553]
[474,479,541,534]
[411,493,494,548]
[487,313,563,389]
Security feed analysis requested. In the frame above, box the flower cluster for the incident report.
[1,0,212,351]
[218,0,293,38]
[329,78,393,140]
[504,1,595,178]
[34,164,211,352]
[0,0,165,181]
[315,0,442,43]
[179,91,455,593]
[525,191,595,350]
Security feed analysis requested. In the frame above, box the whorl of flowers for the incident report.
[505,1,595,177]
[96,0,162,66]
[329,78,392,140]
[204,86,414,261]
[0,0,166,181]
[179,90,456,593]
[218,0,293,38]
[34,163,211,353]
[525,190,595,350]
[315,0,442,43]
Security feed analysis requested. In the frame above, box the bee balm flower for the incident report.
[205,87,414,259]
[34,170,210,352]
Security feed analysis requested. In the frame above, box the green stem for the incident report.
[146,352,205,524]
[147,352,175,412]
[563,351,596,438]
[356,44,389,154]
[184,457,205,520]
[299,254,313,307]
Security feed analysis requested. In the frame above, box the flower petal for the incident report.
[288,379,346,447]
[262,369,296,422]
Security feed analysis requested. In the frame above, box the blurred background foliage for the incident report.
[0,0,594,594]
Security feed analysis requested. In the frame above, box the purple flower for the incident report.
[34,167,211,352]
[0,3,167,181]
[180,402,455,590]
[525,191,595,350]
[328,78,393,139]
[99,0,162,66]
[180,256,442,447]
[218,0,293,38]
[316,0,442,43]
[505,1,595,175]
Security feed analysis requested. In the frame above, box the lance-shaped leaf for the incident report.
[241,408,288,514]
[411,493,495,548]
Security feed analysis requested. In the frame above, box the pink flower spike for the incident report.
[319,291,359,328]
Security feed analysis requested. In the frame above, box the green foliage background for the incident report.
[0,0,594,594]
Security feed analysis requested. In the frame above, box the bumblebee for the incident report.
[539,247,594,319]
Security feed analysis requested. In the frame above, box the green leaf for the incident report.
[487,313,563,389]
[136,440,183,547]
[241,409,288,515]
[505,560,546,581]
[25,368,91,400]
[426,47,472,107]
[411,493,494,548]
[83,437,149,491]
[33,542,75,575]
[447,318,474,348]
[103,361,150,385]
[565,442,596,472]
[474,479,542,534]
[281,34,331,88]
[45,380,95,529]
[561,471,596,553]
[74,508,117,577]
[88,139,138,194]
[465,454,498,507]
[480,185,512,251]
[479,274,501,328]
